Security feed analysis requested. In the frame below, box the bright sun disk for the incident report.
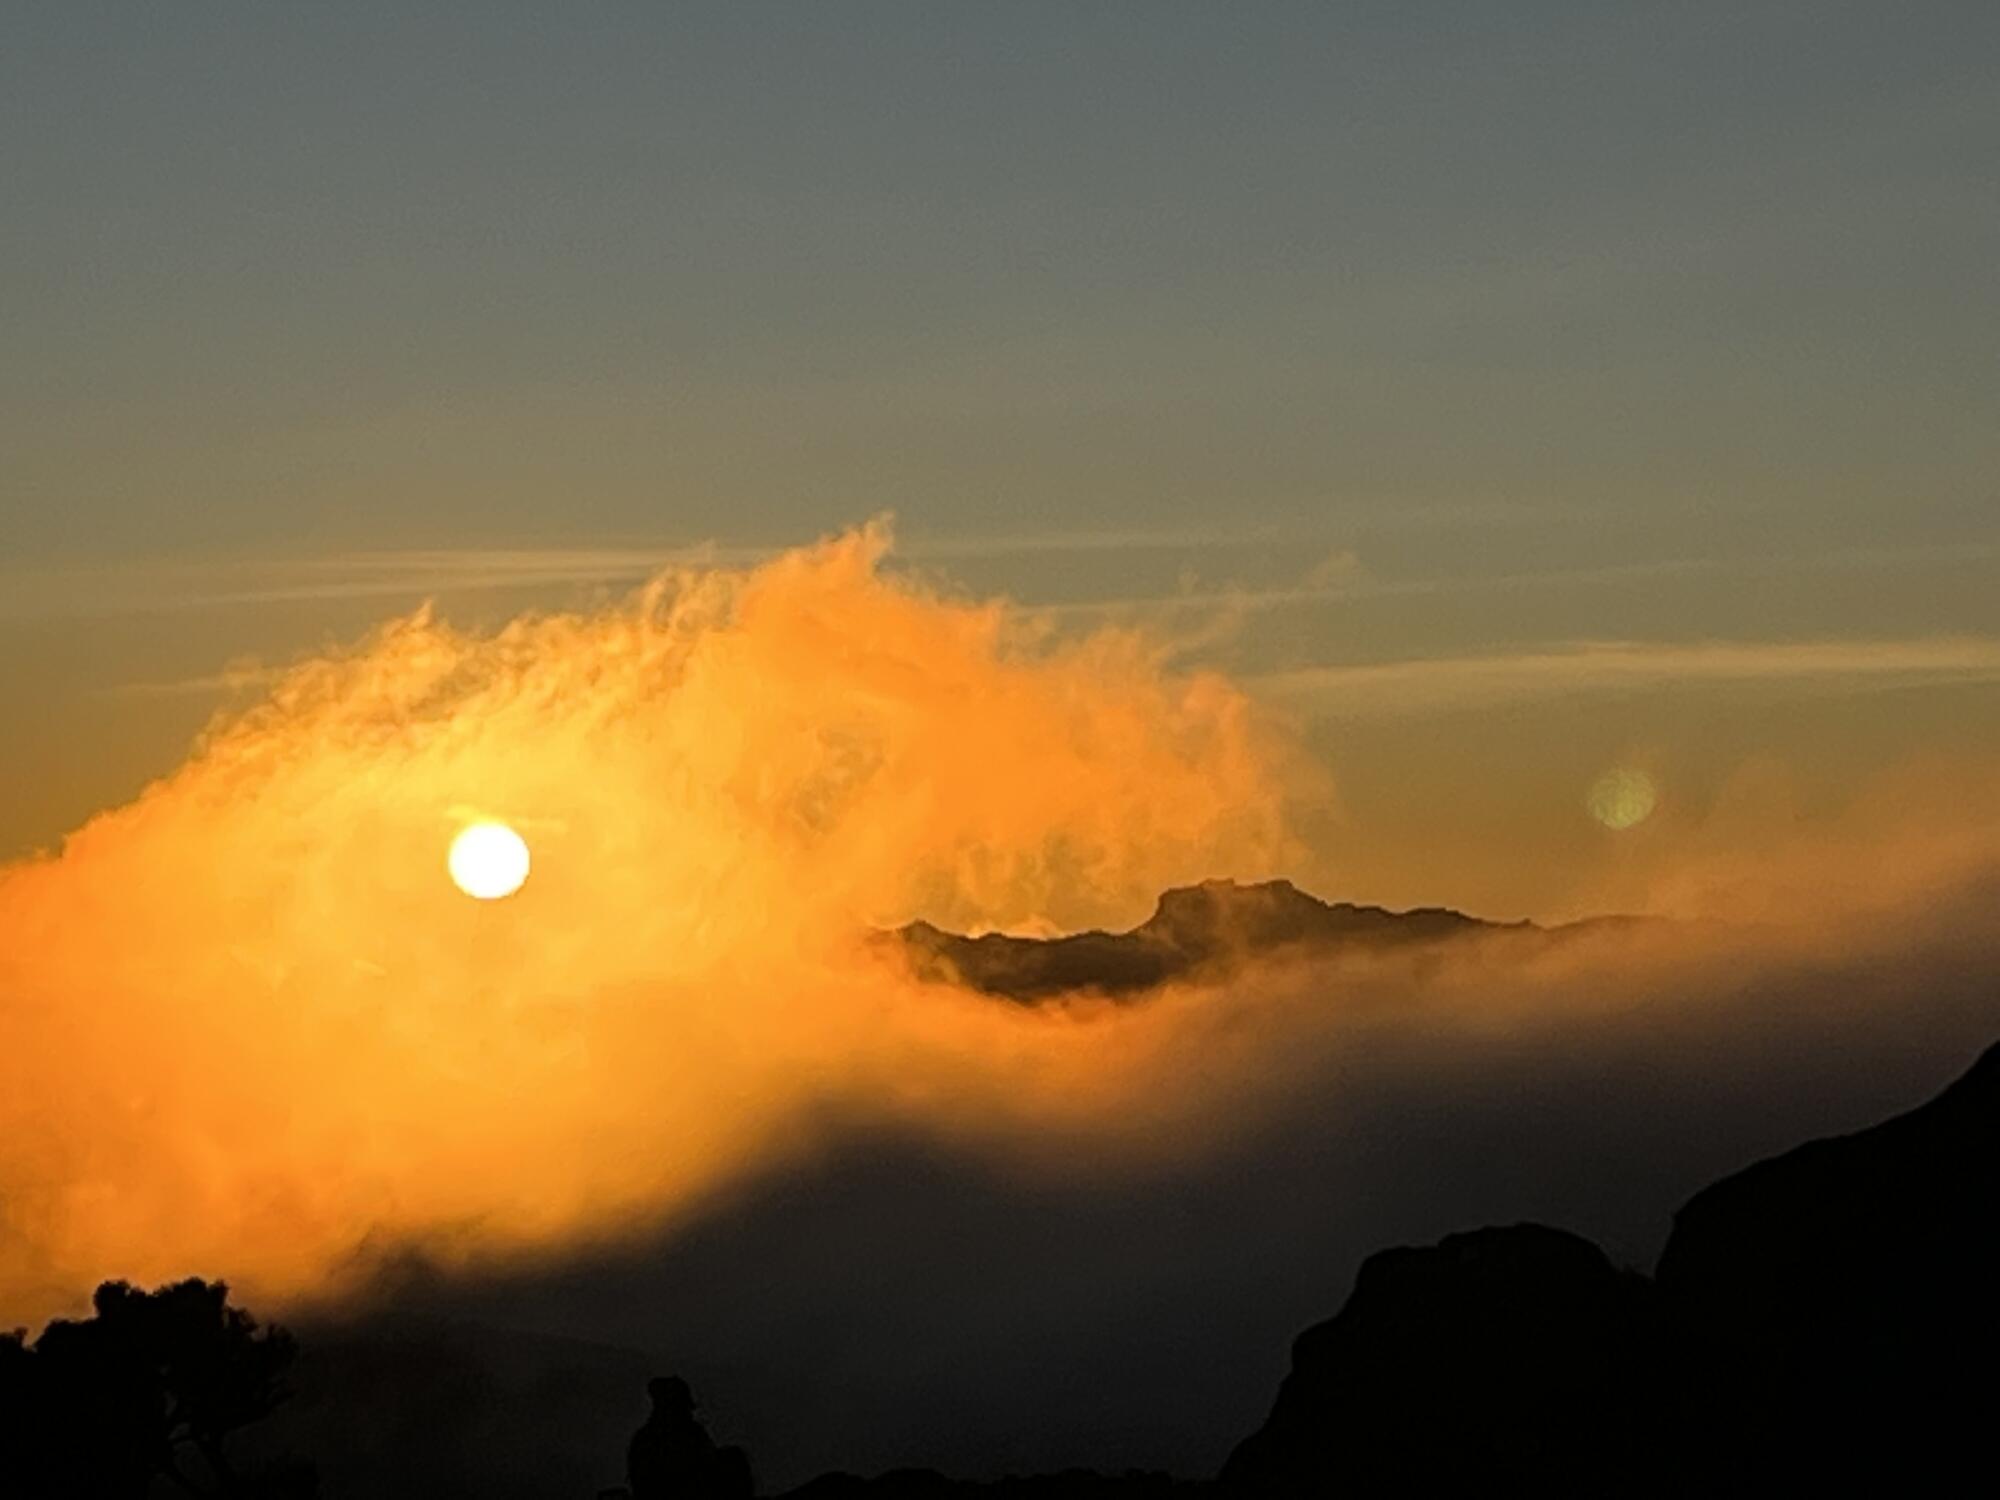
[448,821,532,900]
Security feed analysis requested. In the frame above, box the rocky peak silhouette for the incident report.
[887,878,1515,1002]
[1142,879,1486,953]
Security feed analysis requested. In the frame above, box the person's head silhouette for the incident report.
[647,1376,694,1417]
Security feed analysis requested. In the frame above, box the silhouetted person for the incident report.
[627,1376,751,1500]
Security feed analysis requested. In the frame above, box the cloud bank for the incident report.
[2,523,1996,1346]
[0,525,1302,1322]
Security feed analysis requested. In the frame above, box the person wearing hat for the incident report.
[627,1376,751,1499]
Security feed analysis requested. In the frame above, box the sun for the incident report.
[448,821,532,900]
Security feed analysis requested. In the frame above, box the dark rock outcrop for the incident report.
[1654,1037,2000,1488]
[1219,1224,1666,1496]
[1221,1040,2000,1494]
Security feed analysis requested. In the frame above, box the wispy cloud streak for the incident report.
[1261,637,2000,718]
[0,503,1744,620]
[1038,542,1999,619]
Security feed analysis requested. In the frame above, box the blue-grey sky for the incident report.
[3,2,1997,911]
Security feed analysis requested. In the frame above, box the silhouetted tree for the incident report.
[0,1278,311,1498]
[0,1329,38,1488]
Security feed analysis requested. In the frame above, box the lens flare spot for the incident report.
[448,821,531,899]
[1588,769,1657,831]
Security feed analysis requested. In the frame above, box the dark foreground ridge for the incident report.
[1221,1035,2000,1496]
[4,1039,1995,1495]
[885,879,1525,1001]
[1219,1224,1665,1496]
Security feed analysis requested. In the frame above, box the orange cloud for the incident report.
[0,525,1303,1322]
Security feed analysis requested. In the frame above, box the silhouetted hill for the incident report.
[886,879,1520,1001]
[1654,1037,2000,1488]
[1219,1225,1666,1496]
[1216,1039,2000,1495]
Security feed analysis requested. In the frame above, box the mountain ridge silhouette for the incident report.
[881,878,1619,1002]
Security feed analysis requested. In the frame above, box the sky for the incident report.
[4,7,2000,1487]
[6,2,1999,918]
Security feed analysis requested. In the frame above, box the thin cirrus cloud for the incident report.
[4,530,1272,619]
[85,536,1999,701]
[1,548,758,617]
[115,633,2000,709]
[0,506,1592,620]
[1040,541,2000,620]
[1259,637,2000,719]
[9,523,1988,623]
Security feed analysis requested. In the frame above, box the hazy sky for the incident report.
[5,2,1997,915]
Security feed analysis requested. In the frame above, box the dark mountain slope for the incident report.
[1654,1036,2000,1488]
[1218,1225,1667,1497]
[1218,1039,2000,1495]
